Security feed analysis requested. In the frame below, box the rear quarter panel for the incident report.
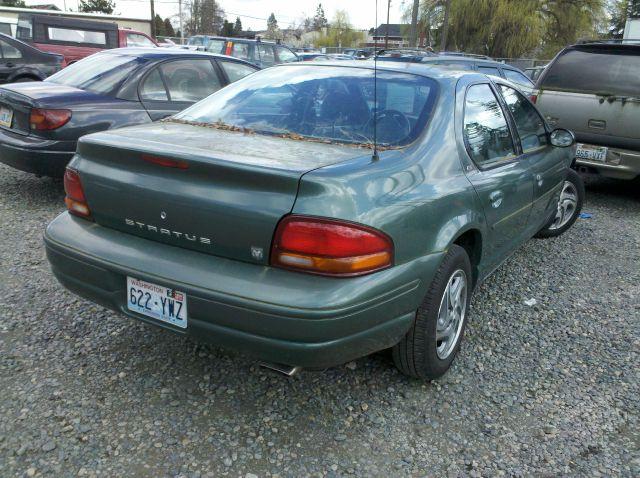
[293,80,486,278]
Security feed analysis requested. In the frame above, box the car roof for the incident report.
[97,47,256,64]
[423,55,513,68]
[188,35,281,46]
[276,60,480,82]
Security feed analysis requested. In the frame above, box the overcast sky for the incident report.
[25,0,407,31]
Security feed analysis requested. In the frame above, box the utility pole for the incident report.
[150,0,156,38]
[179,0,184,44]
[384,0,391,49]
[409,0,419,48]
[440,0,451,52]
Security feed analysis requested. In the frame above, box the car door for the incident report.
[496,82,566,231]
[138,58,224,121]
[0,39,22,83]
[460,82,534,267]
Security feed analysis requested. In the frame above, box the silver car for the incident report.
[534,41,640,180]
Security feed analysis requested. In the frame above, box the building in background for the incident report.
[624,0,640,39]
[367,24,409,49]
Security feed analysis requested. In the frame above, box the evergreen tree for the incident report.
[233,16,242,35]
[222,20,234,36]
[313,3,329,30]
[78,0,115,14]
[163,18,176,37]
[153,14,166,37]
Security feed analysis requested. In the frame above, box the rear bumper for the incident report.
[0,128,75,177]
[575,144,640,180]
[44,213,442,368]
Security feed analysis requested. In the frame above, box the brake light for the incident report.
[141,154,189,169]
[271,216,393,276]
[529,94,537,104]
[64,168,91,218]
[30,108,71,130]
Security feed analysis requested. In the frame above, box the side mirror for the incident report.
[549,128,575,148]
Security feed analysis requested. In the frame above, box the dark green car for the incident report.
[44,62,584,380]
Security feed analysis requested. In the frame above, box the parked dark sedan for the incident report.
[0,33,63,83]
[0,47,258,177]
[45,62,584,380]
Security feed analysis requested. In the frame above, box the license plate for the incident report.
[0,106,13,128]
[126,277,187,328]
[575,143,607,162]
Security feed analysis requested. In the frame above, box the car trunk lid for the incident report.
[75,122,371,264]
[0,82,109,135]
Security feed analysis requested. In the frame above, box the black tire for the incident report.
[535,169,584,239]
[13,76,40,82]
[392,244,472,380]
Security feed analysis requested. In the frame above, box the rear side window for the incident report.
[257,45,275,66]
[503,69,534,88]
[478,66,501,77]
[206,39,225,53]
[219,60,256,82]
[231,42,251,61]
[540,48,640,96]
[160,59,221,102]
[140,69,168,101]
[127,33,155,47]
[47,26,106,46]
[276,46,297,63]
[0,40,22,59]
[463,84,516,168]
[499,85,547,152]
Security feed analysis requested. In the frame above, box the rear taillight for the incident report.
[271,216,393,276]
[30,108,71,131]
[529,94,537,104]
[64,168,91,218]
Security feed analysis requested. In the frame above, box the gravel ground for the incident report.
[0,164,638,478]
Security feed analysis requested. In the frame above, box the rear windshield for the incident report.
[540,48,640,96]
[173,65,438,147]
[46,53,146,95]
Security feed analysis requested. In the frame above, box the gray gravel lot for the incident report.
[0,163,638,477]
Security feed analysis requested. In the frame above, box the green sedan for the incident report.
[44,62,584,380]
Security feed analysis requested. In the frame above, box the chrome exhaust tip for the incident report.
[259,362,302,377]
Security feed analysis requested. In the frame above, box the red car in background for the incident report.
[16,13,157,65]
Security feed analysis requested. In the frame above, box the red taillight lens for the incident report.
[529,94,538,104]
[271,216,393,276]
[64,168,91,218]
[141,154,189,169]
[30,108,71,131]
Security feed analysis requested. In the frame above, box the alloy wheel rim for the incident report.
[549,181,578,231]
[436,269,468,360]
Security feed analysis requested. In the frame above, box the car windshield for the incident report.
[172,65,438,147]
[46,53,146,95]
[540,48,640,96]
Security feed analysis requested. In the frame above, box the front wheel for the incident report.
[392,245,472,380]
[535,169,584,238]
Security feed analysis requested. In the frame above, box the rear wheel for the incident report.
[392,245,472,380]
[535,169,584,238]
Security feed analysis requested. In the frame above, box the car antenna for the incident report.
[372,0,380,162]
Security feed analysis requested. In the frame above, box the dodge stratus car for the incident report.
[44,62,583,380]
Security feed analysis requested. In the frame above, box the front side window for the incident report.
[499,85,547,152]
[257,45,275,66]
[218,60,257,82]
[0,40,22,59]
[46,53,146,95]
[463,83,516,168]
[276,46,297,63]
[160,59,221,102]
[503,69,534,88]
[47,27,106,45]
[127,33,155,47]
[173,66,438,147]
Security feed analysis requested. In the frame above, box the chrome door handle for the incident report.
[536,174,543,186]
[489,190,504,208]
